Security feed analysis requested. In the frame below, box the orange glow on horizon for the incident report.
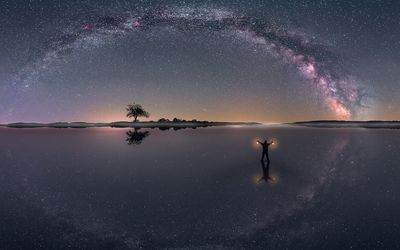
[77,103,359,124]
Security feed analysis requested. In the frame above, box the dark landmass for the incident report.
[2,121,260,129]
[291,120,400,129]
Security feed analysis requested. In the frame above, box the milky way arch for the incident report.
[14,7,366,119]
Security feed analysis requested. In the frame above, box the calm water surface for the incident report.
[0,126,399,249]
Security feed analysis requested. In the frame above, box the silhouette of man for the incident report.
[257,140,273,163]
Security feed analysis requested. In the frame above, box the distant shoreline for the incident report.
[4,120,400,129]
[290,120,400,129]
[0,121,261,129]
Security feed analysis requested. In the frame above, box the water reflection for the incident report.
[125,126,203,145]
[258,160,278,184]
[258,160,271,183]
[1,127,399,249]
[125,129,150,145]
[159,126,199,131]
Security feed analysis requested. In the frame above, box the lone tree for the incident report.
[126,103,150,122]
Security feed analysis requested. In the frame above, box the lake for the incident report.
[1,126,399,249]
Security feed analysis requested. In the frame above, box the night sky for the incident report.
[1,0,399,123]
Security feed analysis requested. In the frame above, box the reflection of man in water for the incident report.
[257,140,273,163]
[259,159,272,183]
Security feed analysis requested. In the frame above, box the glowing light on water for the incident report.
[253,174,262,185]
[269,174,279,185]
[253,173,279,186]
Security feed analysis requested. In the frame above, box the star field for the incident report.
[1,0,399,123]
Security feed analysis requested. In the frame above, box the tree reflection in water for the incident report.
[125,129,150,145]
